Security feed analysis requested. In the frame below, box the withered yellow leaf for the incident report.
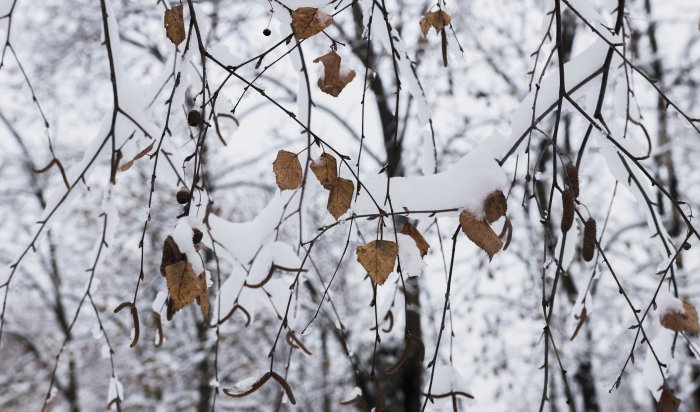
[164,5,185,46]
[400,222,430,257]
[313,51,356,97]
[164,261,202,318]
[327,177,354,220]
[660,301,699,335]
[419,10,451,38]
[483,190,507,223]
[292,7,333,39]
[459,209,502,260]
[196,272,209,320]
[356,240,398,285]
[273,150,302,190]
[310,153,338,190]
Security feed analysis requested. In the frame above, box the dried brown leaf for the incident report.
[291,7,332,39]
[419,10,451,38]
[164,261,202,318]
[660,301,699,335]
[659,388,681,412]
[120,141,155,172]
[327,177,354,220]
[310,153,338,190]
[272,150,302,190]
[313,51,356,97]
[400,222,430,257]
[356,240,398,285]
[459,209,502,260]
[164,5,185,46]
[483,190,507,223]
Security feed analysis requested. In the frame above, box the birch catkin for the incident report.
[582,218,597,261]
[565,164,580,199]
[561,189,575,233]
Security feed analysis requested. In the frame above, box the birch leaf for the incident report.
[313,51,356,97]
[356,240,398,285]
[459,209,502,260]
[483,190,507,223]
[660,301,699,335]
[419,10,451,38]
[327,177,354,220]
[273,150,302,190]
[400,222,430,257]
[292,7,333,39]
[164,5,185,46]
[310,153,337,190]
[164,261,202,318]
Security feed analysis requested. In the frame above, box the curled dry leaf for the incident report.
[356,240,398,285]
[120,141,155,172]
[164,261,202,319]
[272,150,302,190]
[419,10,451,38]
[313,51,356,97]
[400,222,430,257]
[459,209,502,260]
[483,190,507,223]
[660,301,699,335]
[310,153,337,190]
[164,5,185,46]
[291,7,333,39]
[327,177,354,220]
[659,388,681,412]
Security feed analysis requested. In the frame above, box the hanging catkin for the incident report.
[582,218,597,261]
[565,164,580,199]
[561,188,575,233]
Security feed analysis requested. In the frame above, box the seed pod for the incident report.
[176,187,190,204]
[192,228,203,244]
[561,188,575,233]
[187,110,202,127]
[565,164,580,199]
[582,218,597,261]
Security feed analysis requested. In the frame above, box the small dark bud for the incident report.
[192,228,203,244]
[176,188,190,204]
[187,110,202,127]
[263,28,271,36]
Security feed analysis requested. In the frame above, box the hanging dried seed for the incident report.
[561,188,575,233]
[187,110,202,127]
[176,187,190,204]
[582,218,597,262]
